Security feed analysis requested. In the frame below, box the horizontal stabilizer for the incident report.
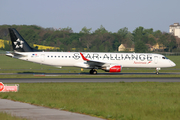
[6,51,27,57]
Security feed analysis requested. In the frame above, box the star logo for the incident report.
[14,38,24,49]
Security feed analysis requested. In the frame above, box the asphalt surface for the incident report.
[1,72,180,75]
[0,78,180,83]
[0,99,105,120]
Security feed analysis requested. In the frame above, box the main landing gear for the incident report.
[89,69,97,74]
[156,68,161,75]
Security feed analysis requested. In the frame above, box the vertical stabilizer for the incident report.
[8,28,39,52]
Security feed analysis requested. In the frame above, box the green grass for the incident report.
[0,82,180,120]
[0,55,180,78]
[0,55,82,73]
[0,112,27,120]
[0,55,180,73]
[1,74,180,78]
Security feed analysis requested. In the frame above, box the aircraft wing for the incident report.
[80,52,118,68]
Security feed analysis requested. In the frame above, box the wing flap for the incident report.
[80,52,116,68]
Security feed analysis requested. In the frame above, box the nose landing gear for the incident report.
[156,68,161,75]
[90,69,97,74]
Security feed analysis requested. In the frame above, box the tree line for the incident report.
[0,25,180,52]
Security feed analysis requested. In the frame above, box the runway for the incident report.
[0,78,180,83]
[1,72,180,75]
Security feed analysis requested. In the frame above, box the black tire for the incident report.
[90,69,93,74]
[89,69,97,74]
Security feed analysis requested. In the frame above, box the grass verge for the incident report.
[1,74,180,78]
[0,82,180,120]
[0,55,180,74]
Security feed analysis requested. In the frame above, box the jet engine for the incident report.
[102,65,122,72]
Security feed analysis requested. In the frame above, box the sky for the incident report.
[0,0,180,33]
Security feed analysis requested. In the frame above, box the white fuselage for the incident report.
[10,52,176,69]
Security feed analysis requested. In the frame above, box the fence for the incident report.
[154,52,180,56]
[0,51,6,55]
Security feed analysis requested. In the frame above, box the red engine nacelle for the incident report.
[103,65,122,72]
[109,65,122,72]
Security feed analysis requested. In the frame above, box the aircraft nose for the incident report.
[170,61,176,67]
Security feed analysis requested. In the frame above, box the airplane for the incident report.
[6,28,176,74]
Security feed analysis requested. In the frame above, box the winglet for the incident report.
[80,52,89,61]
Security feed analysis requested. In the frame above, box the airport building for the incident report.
[169,23,180,38]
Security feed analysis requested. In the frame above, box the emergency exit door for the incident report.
[41,54,45,62]
[154,56,158,64]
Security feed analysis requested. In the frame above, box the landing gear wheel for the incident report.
[155,68,161,75]
[90,69,93,74]
[89,69,97,74]
[93,70,97,74]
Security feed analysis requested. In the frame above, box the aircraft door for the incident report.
[154,56,158,64]
[41,54,45,62]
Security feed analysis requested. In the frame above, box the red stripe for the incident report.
[80,52,89,61]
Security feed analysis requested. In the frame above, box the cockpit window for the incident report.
[162,57,168,59]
